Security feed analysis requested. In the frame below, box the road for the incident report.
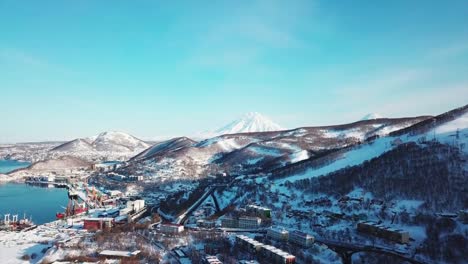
[315,238,427,264]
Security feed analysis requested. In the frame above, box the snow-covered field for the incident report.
[0,222,84,264]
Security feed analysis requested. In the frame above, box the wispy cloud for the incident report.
[0,48,75,75]
[0,48,49,68]
[185,0,317,70]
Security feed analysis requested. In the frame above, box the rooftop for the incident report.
[99,250,141,257]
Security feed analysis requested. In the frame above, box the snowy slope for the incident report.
[49,131,151,162]
[274,105,468,184]
[51,139,95,153]
[92,131,150,152]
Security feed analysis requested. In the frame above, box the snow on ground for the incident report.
[435,112,468,134]
[274,137,394,184]
[0,223,80,264]
[393,200,424,212]
[249,146,283,157]
[290,150,309,163]
[322,128,366,140]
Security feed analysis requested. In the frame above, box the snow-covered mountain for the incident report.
[198,112,284,139]
[361,113,383,120]
[50,131,151,161]
[92,131,150,152]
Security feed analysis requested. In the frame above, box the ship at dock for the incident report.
[56,189,88,219]
[0,213,35,231]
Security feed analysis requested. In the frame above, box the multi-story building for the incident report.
[236,235,295,264]
[246,204,271,218]
[289,230,314,247]
[260,245,295,264]
[160,223,184,234]
[267,226,289,242]
[357,221,410,243]
[203,255,223,264]
[197,219,216,228]
[236,235,264,253]
[238,216,262,229]
[221,216,238,228]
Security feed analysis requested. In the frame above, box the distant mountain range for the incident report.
[52,131,150,153]
[118,112,433,180]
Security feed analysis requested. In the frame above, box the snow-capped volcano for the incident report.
[198,112,284,138]
[361,113,383,120]
[216,112,283,135]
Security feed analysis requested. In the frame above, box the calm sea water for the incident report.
[0,159,31,173]
[0,160,68,224]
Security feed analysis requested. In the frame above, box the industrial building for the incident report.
[267,226,289,242]
[83,218,114,230]
[357,221,410,243]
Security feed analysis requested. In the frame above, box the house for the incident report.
[160,223,184,234]
[289,230,314,247]
[267,226,289,242]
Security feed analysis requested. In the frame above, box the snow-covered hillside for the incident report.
[273,105,468,184]
[120,115,430,180]
[50,131,150,162]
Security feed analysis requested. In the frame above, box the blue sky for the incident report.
[1,0,467,142]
